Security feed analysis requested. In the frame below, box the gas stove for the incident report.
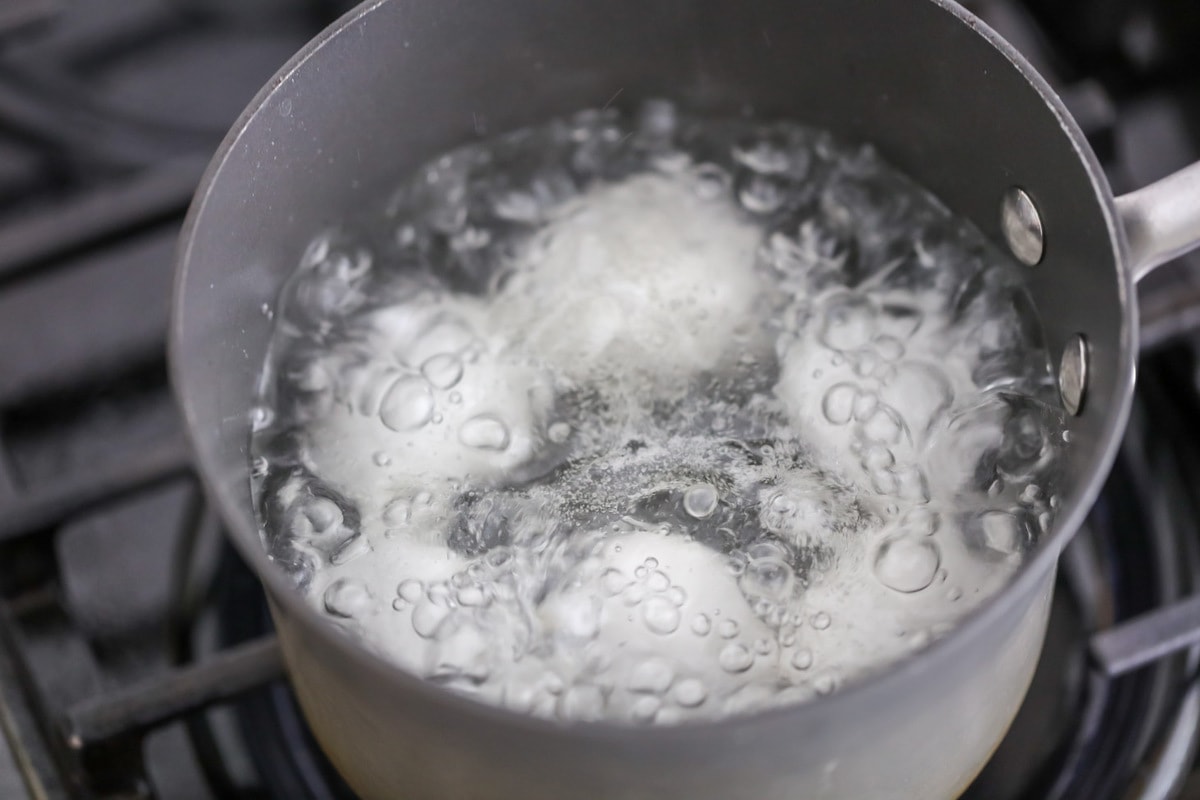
[1,1,1199,798]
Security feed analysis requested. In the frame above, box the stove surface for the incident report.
[1,1,1200,798]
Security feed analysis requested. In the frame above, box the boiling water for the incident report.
[251,101,1065,724]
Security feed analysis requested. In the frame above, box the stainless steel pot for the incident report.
[170,0,1200,797]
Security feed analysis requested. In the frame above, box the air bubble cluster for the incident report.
[250,100,1065,724]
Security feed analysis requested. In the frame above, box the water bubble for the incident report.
[739,559,794,602]
[304,497,341,533]
[811,612,831,630]
[768,493,798,515]
[673,678,707,708]
[622,583,648,606]
[852,391,879,421]
[637,99,678,139]
[873,537,940,593]
[457,585,488,606]
[324,579,371,618]
[548,422,571,443]
[651,150,692,174]
[642,596,681,635]
[902,507,939,536]
[459,415,511,451]
[666,586,687,606]
[414,317,475,362]
[719,643,754,673]
[791,649,814,670]
[291,361,332,396]
[601,568,631,596]
[559,685,605,722]
[544,592,601,639]
[682,483,719,519]
[748,541,789,561]
[629,658,675,693]
[380,377,435,431]
[373,451,392,467]
[330,535,371,566]
[862,445,895,472]
[382,498,411,526]
[250,455,269,478]
[860,404,906,445]
[631,695,662,724]
[250,405,275,432]
[492,190,542,224]
[820,293,876,351]
[948,587,963,601]
[485,548,512,569]
[450,226,491,252]
[693,163,731,199]
[421,354,464,389]
[854,351,881,379]
[647,571,671,592]
[732,140,790,174]
[411,601,450,638]
[448,390,463,404]
[966,511,1030,558]
[690,613,712,636]
[397,579,425,603]
[718,619,740,639]
[822,383,857,425]
[738,175,785,214]
[814,673,837,695]
[427,583,455,607]
[874,336,905,361]
[894,464,930,503]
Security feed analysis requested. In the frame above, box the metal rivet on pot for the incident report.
[1001,187,1044,266]
[1058,334,1088,416]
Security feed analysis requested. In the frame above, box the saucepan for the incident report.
[170,0,1200,797]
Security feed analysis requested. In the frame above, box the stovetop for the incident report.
[1,1,1200,798]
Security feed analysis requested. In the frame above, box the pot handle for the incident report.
[1116,161,1200,283]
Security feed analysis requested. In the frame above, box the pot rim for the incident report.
[170,0,1136,744]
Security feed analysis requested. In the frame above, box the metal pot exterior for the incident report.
[172,0,1135,797]
[272,569,1053,799]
